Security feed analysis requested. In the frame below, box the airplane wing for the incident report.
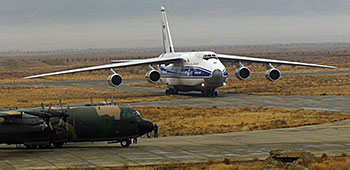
[110,59,133,63]
[24,57,183,79]
[217,54,336,69]
[0,110,22,118]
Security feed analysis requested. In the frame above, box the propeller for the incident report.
[57,100,70,131]
[28,102,70,131]
[110,97,114,105]
[104,97,115,105]
[40,103,53,131]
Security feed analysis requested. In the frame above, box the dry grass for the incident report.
[0,86,187,108]
[63,162,265,170]
[220,74,350,95]
[60,155,350,170]
[308,155,350,170]
[135,106,350,137]
[0,65,146,83]
[0,58,147,83]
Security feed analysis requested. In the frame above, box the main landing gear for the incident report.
[165,88,178,95]
[120,138,131,147]
[24,142,65,149]
[201,90,218,97]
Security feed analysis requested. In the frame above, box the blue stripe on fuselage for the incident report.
[159,65,212,77]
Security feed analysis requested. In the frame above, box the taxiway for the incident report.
[0,119,350,169]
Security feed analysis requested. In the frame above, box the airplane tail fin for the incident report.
[161,6,175,53]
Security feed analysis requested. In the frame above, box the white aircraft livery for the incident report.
[25,6,336,97]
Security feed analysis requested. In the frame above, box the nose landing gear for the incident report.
[201,90,218,97]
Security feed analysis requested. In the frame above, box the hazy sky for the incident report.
[0,0,349,51]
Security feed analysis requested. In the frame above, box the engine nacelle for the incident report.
[235,66,251,80]
[107,74,123,87]
[265,68,281,81]
[145,70,161,83]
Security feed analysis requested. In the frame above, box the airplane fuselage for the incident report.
[158,51,228,92]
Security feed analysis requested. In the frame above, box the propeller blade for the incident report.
[65,122,69,131]
[59,100,63,110]
[58,118,63,126]
[48,103,52,112]
[110,97,114,105]
[41,103,45,111]
[104,97,108,104]
[48,121,53,131]
[41,121,48,131]
[90,97,93,105]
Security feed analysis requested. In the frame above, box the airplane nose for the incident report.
[204,69,225,85]
[139,120,154,135]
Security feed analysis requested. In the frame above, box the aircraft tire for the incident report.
[202,90,217,97]
[121,139,131,147]
[210,90,214,97]
[39,144,51,149]
[166,89,178,95]
[53,142,64,148]
[170,88,178,94]
[165,90,171,95]
[25,145,38,149]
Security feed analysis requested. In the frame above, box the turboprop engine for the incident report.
[145,70,161,83]
[265,64,281,81]
[108,73,123,87]
[235,62,251,80]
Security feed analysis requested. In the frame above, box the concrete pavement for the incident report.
[1,119,350,169]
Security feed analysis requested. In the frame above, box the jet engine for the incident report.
[235,66,251,80]
[108,73,123,87]
[265,67,281,81]
[145,70,161,83]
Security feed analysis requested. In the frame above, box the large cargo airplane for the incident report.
[25,6,336,97]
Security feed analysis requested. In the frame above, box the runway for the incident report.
[1,79,350,113]
[0,119,350,169]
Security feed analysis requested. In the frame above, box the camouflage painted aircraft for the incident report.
[0,99,154,148]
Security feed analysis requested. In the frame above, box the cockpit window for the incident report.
[135,111,143,121]
[203,54,218,60]
[122,108,143,121]
[126,111,136,118]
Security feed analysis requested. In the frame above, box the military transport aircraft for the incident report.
[0,99,154,148]
[24,6,336,97]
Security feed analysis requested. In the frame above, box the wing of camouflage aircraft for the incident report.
[0,110,22,118]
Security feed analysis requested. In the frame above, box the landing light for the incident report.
[223,82,227,86]
[201,82,205,88]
